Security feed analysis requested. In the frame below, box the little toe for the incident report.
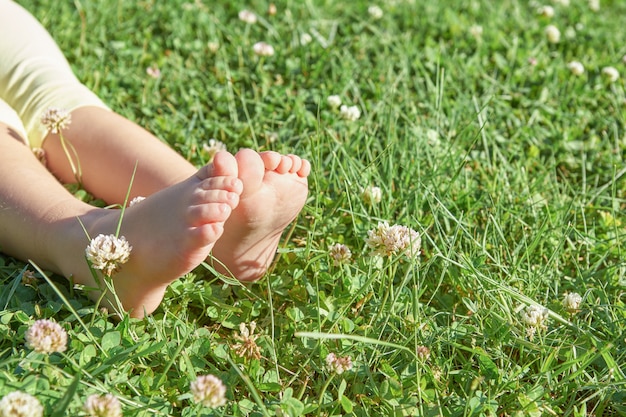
[190,222,226,246]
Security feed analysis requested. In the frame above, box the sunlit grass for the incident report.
[1,0,626,416]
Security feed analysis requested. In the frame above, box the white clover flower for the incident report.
[327,95,342,109]
[267,3,277,16]
[545,25,560,43]
[537,5,555,18]
[252,41,275,57]
[232,322,261,360]
[368,5,383,19]
[567,61,585,76]
[329,243,352,266]
[40,107,72,134]
[325,353,353,374]
[202,138,227,162]
[0,391,43,417]
[364,222,392,255]
[265,132,278,143]
[190,375,227,408]
[362,185,382,205]
[469,24,483,39]
[426,129,439,144]
[521,304,549,331]
[602,66,619,82]
[365,221,421,258]
[84,394,122,417]
[128,196,146,207]
[562,292,583,312]
[238,9,257,24]
[207,41,220,53]
[146,66,160,79]
[339,104,361,121]
[85,234,132,277]
[25,319,68,354]
[300,32,313,46]
[588,0,600,11]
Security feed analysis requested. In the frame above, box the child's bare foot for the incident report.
[211,149,310,281]
[51,152,242,317]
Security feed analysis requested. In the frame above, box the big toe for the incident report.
[235,149,265,195]
[203,151,238,178]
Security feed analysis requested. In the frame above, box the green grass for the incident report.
[2,0,626,415]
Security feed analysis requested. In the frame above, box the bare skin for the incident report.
[42,108,310,284]
[0,1,311,317]
[212,149,310,281]
[0,107,310,317]
[0,129,242,316]
[64,152,243,316]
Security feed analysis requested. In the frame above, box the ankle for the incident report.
[41,205,102,281]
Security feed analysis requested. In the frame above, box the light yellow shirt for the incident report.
[0,0,108,148]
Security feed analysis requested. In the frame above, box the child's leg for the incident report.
[0,1,199,201]
[43,109,311,283]
[3,0,312,286]
[41,106,200,203]
[0,124,242,317]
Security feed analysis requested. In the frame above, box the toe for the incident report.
[287,154,302,173]
[235,149,265,195]
[195,188,240,209]
[298,159,311,177]
[276,156,293,174]
[202,151,238,178]
[191,222,225,247]
[259,151,282,171]
[201,177,243,195]
[187,202,233,226]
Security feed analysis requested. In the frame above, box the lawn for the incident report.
[1,0,626,416]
